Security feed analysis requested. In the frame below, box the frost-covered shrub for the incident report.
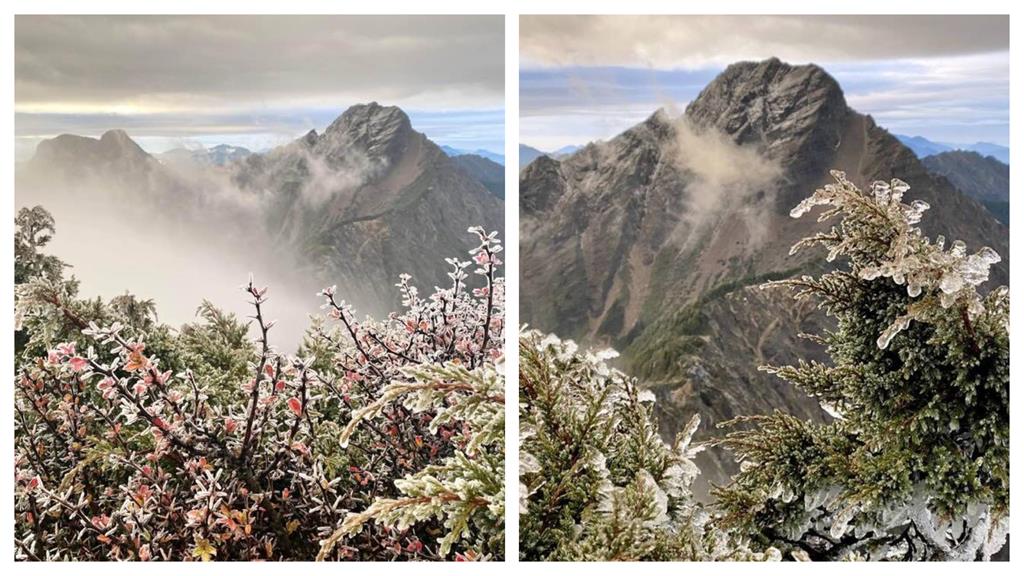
[518,331,777,561]
[715,171,1008,561]
[14,206,504,561]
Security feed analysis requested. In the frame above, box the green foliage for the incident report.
[14,207,253,396]
[320,362,505,560]
[15,206,64,286]
[715,172,1009,561]
[519,331,777,561]
[626,267,805,381]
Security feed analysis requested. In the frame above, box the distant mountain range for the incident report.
[895,136,1010,225]
[158,144,253,167]
[519,144,546,167]
[551,145,582,157]
[19,103,504,316]
[520,58,1008,495]
[519,144,586,169]
[896,134,1010,164]
[440,145,504,165]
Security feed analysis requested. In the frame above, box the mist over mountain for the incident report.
[17,103,504,350]
[520,58,1009,494]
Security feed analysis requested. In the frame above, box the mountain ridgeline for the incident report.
[228,103,504,311]
[922,150,1009,225]
[519,58,1009,494]
[17,103,504,342]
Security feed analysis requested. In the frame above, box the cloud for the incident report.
[17,164,328,351]
[519,102,658,152]
[664,112,782,248]
[16,15,504,111]
[831,54,1010,144]
[521,15,1008,69]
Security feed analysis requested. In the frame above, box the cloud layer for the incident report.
[521,15,1007,69]
[17,15,504,111]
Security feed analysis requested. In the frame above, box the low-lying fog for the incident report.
[16,162,380,353]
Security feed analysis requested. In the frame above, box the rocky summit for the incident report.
[519,58,1009,496]
[232,102,504,312]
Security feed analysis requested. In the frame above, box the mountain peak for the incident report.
[319,103,414,161]
[99,129,149,157]
[31,129,150,169]
[326,102,412,136]
[300,129,319,147]
[685,58,847,157]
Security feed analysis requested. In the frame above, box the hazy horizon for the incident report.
[15,105,506,163]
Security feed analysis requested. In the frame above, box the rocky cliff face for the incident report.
[520,59,1009,495]
[232,103,504,312]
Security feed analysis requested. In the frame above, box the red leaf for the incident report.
[287,397,302,416]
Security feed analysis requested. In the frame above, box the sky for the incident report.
[15,15,505,161]
[520,15,1009,152]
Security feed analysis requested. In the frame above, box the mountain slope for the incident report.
[233,103,504,312]
[520,58,1009,494]
[452,154,505,199]
[923,150,1009,224]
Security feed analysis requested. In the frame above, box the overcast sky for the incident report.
[520,15,1009,151]
[15,15,505,160]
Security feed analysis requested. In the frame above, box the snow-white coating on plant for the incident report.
[14,210,504,561]
[519,330,779,561]
[717,171,1009,561]
[787,170,1004,350]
